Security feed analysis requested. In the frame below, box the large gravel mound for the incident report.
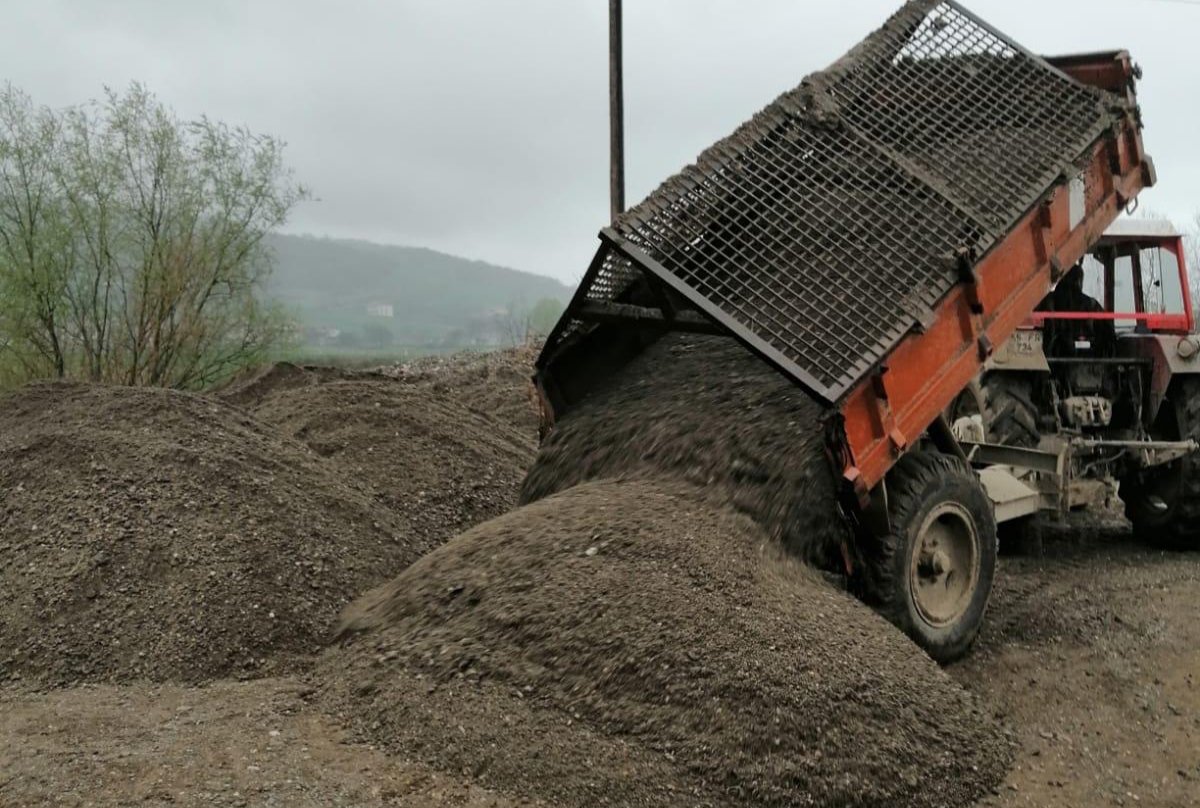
[246,377,535,557]
[213,361,364,410]
[521,334,845,566]
[219,346,540,437]
[323,479,1012,808]
[0,382,414,685]
[376,344,541,435]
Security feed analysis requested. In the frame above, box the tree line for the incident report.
[0,83,306,389]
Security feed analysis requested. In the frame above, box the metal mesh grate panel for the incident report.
[617,122,980,391]
[549,0,1122,403]
[823,3,1109,234]
[586,251,641,304]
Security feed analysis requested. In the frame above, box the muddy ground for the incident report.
[962,519,1200,808]
[3,515,1196,807]
[0,677,529,808]
[1,345,1198,806]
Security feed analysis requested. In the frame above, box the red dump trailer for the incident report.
[533,0,1166,661]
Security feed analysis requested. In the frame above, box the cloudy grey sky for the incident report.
[7,0,1198,283]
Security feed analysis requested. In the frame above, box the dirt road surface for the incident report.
[959,521,1200,808]
[0,677,529,808]
[3,521,1197,807]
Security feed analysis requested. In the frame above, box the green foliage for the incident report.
[527,297,565,336]
[0,83,307,389]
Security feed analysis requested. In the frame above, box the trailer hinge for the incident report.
[825,412,870,510]
[871,366,889,400]
[956,248,984,315]
[1034,200,1056,271]
[955,247,992,361]
[977,333,994,360]
[1104,126,1123,178]
[842,465,870,509]
[869,365,907,456]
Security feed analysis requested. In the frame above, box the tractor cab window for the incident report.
[1080,253,1106,304]
[1088,242,1186,330]
[1139,245,1186,318]
[1111,253,1136,331]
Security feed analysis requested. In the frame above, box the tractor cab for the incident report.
[1010,220,1195,428]
[1033,219,1194,350]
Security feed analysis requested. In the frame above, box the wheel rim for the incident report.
[908,502,981,628]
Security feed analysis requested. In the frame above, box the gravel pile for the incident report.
[521,334,845,566]
[323,478,1012,808]
[0,382,414,684]
[214,361,364,410]
[375,344,541,435]
[0,348,539,686]
[247,377,536,559]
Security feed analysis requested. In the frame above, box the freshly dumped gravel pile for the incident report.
[324,479,1012,807]
[247,377,535,557]
[0,382,414,685]
[521,334,845,566]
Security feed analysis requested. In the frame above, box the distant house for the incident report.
[365,302,394,318]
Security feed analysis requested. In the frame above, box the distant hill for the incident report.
[265,233,571,349]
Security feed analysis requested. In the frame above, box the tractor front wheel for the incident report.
[860,451,998,663]
[1120,377,1200,550]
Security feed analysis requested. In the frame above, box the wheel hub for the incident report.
[909,503,981,628]
[918,548,949,577]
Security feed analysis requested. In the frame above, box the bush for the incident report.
[0,83,307,388]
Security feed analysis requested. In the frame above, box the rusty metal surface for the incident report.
[545,0,1124,405]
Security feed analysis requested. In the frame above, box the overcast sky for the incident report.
[7,0,1198,283]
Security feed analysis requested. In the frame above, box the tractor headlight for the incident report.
[1178,337,1199,360]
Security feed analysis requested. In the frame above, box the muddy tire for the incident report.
[1121,377,1200,550]
[860,451,998,663]
[950,374,1040,448]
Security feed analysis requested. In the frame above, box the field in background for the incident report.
[270,343,500,369]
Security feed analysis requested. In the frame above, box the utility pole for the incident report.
[609,0,625,223]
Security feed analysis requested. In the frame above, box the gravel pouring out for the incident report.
[521,334,846,566]
[325,334,1012,806]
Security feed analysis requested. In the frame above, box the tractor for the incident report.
[533,0,1176,661]
[952,220,1200,548]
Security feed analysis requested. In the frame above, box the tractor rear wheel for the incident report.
[859,451,998,663]
[949,373,1040,448]
[1121,377,1200,550]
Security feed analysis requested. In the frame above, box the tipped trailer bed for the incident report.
[534,0,1155,661]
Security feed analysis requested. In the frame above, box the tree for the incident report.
[497,297,566,347]
[528,297,565,336]
[0,83,307,389]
